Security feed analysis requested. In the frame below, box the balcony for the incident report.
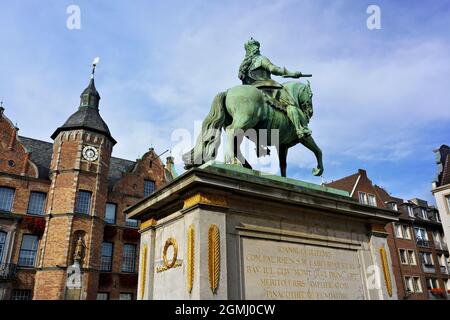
[434,241,448,251]
[428,289,447,300]
[417,239,430,247]
[0,263,18,281]
[422,263,436,273]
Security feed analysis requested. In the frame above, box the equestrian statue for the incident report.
[183,38,323,177]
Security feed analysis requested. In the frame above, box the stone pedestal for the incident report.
[126,162,399,300]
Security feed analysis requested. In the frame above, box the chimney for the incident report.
[166,155,178,179]
[358,169,367,176]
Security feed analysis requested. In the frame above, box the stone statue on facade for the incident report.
[183,38,323,178]
[73,236,85,262]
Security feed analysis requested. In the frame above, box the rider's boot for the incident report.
[286,105,312,139]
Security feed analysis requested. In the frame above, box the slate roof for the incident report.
[50,78,116,144]
[442,154,450,186]
[108,157,136,189]
[18,136,136,187]
[50,106,115,144]
[19,136,53,179]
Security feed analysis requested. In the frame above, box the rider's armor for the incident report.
[243,55,297,112]
[240,47,312,140]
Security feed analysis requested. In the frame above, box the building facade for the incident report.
[0,73,175,300]
[326,169,450,300]
[432,145,450,272]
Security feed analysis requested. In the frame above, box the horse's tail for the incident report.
[183,91,227,169]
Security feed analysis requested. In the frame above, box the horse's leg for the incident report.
[277,144,288,177]
[300,136,324,176]
[225,117,257,165]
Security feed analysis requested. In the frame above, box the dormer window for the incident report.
[358,192,368,205]
[407,206,414,217]
[387,202,398,211]
[367,194,377,207]
[421,209,428,219]
[81,95,89,106]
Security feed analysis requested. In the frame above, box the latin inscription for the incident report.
[242,238,365,300]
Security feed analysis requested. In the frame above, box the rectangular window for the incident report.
[413,277,422,293]
[402,225,411,240]
[367,194,377,207]
[420,252,434,266]
[427,278,439,290]
[18,235,39,267]
[96,292,109,300]
[394,224,403,238]
[446,196,450,211]
[125,205,138,227]
[125,218,138,228]
[0,187,15,212]
[358,192,367,205]
[407,206,414,217]
[438,254,446,267]
[121,244,136,273]
[27,192,46,215]
[405,277,414,293]
[421,209,428,219]
[119,293,133,300]
[433,231,441,243]
[0,231,7,263]
[144,180,155,197]
[11,289,32,300]
[75,190,92,215]
[399,249,408,264]
[414,227,428,243]
[105,203,117,224]
[100,242,113,272]
[408,250,417,265]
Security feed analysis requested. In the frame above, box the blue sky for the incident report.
[1,0,449,203]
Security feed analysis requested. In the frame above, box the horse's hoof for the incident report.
[312,167,323,176]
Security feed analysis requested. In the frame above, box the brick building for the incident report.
[0,71,176,300]
[326,169,450,300]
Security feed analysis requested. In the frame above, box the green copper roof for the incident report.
[200,161,350,197]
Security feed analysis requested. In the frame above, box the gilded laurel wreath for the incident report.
[187,225,195,293]
[208,224,220,294]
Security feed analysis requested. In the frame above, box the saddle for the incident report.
[252,80,289,113]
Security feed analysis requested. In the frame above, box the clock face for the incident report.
[82,146,99,162]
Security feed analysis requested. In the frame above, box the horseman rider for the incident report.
[238,38,312,139]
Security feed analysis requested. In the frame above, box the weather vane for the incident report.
[91,57,100,79]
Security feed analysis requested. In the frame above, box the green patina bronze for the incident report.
[183,38,323,178]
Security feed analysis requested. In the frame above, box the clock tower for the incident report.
[34,62,116,300]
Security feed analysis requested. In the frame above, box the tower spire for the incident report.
[79,57,101,109]
[91,57,100,79]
